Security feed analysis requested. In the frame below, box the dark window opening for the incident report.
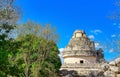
[80,60,84,64]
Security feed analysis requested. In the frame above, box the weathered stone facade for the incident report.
[59,30,106,77]
[59,30,120,77]
[60,30,120,77]
[102,58,120,77]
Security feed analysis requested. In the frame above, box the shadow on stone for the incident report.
[58,69,84,77]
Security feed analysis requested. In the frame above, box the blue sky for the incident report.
[16,0,120,61]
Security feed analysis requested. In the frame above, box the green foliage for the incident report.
[0,22,19,76]
[0,0,20,75]
[15,34,61,77]
[0,38,23,76]
[0,23,61,77]
[39,42,61,77]
[0,1,61,76]
[9,21,61,77]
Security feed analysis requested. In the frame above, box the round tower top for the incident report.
[74,30,85,33]
[73,30,86,38]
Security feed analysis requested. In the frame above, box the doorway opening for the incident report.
[80,60,84,64]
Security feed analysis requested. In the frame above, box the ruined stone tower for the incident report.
[59,30,106,76]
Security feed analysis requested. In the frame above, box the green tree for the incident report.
[39,42,61,77]
[15,21,61,77]
[0,0,20,24]
[0,0,21,76]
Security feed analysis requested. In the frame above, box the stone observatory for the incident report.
[59,30,106,77]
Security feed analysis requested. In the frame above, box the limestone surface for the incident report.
[59,30,120,77]
[59,30,106,77]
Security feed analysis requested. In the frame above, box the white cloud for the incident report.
[59,48,64,64]
[112,23,120,29]
[119,34,120,36]
[88,35,95,39]
[59,48,64,53]
[111,34,116,37]
[118,26,120,29]
[95,43,102,49]
[109,48,114,53]
[91,29,102,35]
[113,23,117,26]
[95,43,99,48]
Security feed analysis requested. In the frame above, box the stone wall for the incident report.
[62,50,96,58]
[59,30,107,77]
[101,58,120,77]
[64,56,96,64]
